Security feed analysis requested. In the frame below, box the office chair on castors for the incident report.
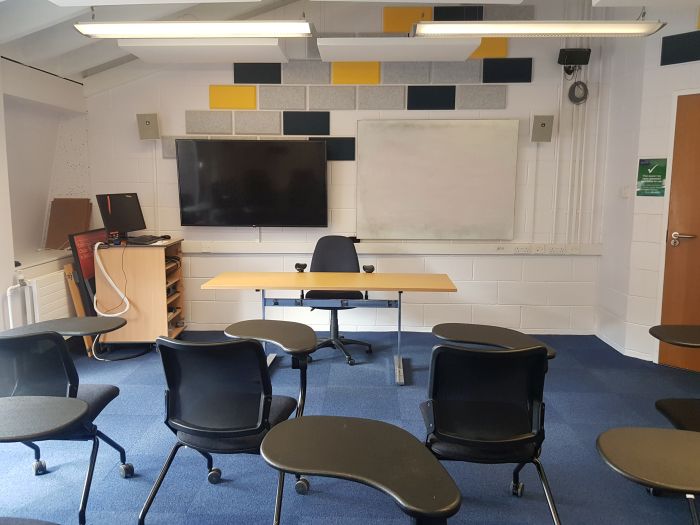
[299,235,373,366]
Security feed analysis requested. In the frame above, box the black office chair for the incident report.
[655,398,700,432]
[299,235,372,366]
[138,337,297,525]
[0,332,133,525]
[420,344,561,525]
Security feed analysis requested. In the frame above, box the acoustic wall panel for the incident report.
[483,5,535,20]
[283,112,330,135]
[332,62,381,85]
[358,86,405,110]
[383,6,433,33]
[309,86,356,110]
[433,6,483,21]
[470,37,509,59]
[234,111,281,135]
[161,136,189,159]
[456,85,506,109]
[661,30,700,66]
[483,58,532,83]
[185,110,233,134]
[431,61,481,84]
[209,85,256,109]
[407,86,455,110]
[310,137,356,161]
[259,86,306,110]
[234,63,281,84]
[382,62,431,84]
[357,119,519,240]
[282,60,330,84]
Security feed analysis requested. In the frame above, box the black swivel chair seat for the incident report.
[138,337,297,525]
[301,235,372,366]
[421,344,560,525]
[0,332,133,525]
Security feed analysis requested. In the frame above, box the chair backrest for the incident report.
[156,337,273,438]
[427,344,548,446]
[0,332,78,398]
[310,235,360,273]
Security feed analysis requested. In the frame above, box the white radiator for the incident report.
[28,270,72,322]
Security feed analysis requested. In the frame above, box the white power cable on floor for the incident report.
[93,242,130,317]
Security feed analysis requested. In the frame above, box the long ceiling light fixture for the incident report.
[414,20,665,38]
[74,21,312,39]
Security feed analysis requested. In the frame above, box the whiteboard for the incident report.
[356,119,519,240]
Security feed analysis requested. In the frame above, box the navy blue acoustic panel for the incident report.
[661,30,700,66]
[234,63,281,84]
[483,58,532,83]
[433,6,483,21]
[407,86,456,110]
[283,112,330,135]
[310,137,356,161]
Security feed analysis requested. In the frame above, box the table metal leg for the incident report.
[394,291,404,385]
[273,471,285,525]
[688,494,699,525]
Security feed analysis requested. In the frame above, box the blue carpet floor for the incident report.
[1,332,699,525]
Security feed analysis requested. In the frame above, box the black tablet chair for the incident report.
[420,344,561,525]
[138,337,297,525]
[0,332,133,525]
[299,235,372,366]
[655,398,700,432]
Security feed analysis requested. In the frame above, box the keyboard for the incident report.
[127,235,162,245]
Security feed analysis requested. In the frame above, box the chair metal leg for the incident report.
[138,443,183,525]
[688,494,699,525]
[78,436,100,525]
[273,471,285,525]
[22,441,41,461]
[293,355,308,418]
[198,450,214,471]
[533,458,561,525]
[339,337,373,353]
[95,429,127,464]
[512,462,525,485]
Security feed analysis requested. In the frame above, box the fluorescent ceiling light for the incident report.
[74,21,312,39]
[51,0,253,4]
[592,0,697,5]
[414,20,666,38]
[312,0,522,2]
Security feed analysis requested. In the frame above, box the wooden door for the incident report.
[659,93,700,371]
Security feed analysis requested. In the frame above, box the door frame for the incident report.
[653,87,700,363]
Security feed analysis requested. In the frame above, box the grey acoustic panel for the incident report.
[309,86,356,110]
[531,115,554,142]
[136,113,160,139]
[282,60,330,84]
[259,86,306,110]
[382,62,431,84]
[234,111,281,135]
[161,136,189,159]
[185,110,232,135]
[484,5,535,20]
[456,85,507,109]
[358,86,405,110]
[431,62,481,84]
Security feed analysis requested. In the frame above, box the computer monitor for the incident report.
[68,229,108,316]
[96,193,147,237]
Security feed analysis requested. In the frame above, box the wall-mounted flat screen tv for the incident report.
[176,139,328,227]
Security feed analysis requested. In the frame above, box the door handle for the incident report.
[671,232,696,246]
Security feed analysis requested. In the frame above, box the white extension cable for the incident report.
[93,241,130,317]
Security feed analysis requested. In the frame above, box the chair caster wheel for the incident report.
[119,463,134,478]
[347,358,355,366]
[32,460,47,476]
[207,468,222,484]
[510,481,524,497]
[365,345,373,354]
[295,477,310,495]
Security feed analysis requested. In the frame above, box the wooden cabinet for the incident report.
[95,240,185,343]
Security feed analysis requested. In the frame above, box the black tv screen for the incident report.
[176,139,328,227]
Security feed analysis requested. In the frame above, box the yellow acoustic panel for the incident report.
[209,85,256,109]
[470,37,509,59]
[332,62,380,85]
[383,6,432,34]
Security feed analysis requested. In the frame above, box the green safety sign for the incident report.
[637,158,667,197]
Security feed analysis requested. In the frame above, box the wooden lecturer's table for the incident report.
[202,272,456,384]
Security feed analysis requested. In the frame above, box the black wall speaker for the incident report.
[558,48,591,67]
